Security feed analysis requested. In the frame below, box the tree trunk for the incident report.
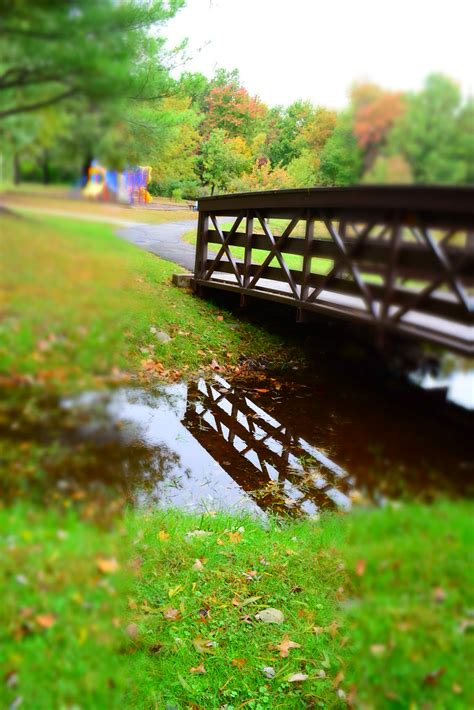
[211,184,215,196]
[13,153,21,185]
[42,149,50,185]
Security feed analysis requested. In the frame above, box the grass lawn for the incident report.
[1,504,472,708]
[0,188,196,225]
[0,211,293,390]
[1,211,472,708]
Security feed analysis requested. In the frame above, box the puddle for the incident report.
[408,354,474,411]
[1,371,472,515]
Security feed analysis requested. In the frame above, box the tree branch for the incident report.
[0,88,78,119]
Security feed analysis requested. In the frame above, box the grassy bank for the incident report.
[1,210,472,708]
[0,212,297,390]
[1,503,472,708]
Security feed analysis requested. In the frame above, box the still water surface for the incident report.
[3,367,472,515]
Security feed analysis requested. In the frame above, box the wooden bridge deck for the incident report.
[193,187,474,356]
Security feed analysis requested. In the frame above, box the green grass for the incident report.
[1,212,472,708]
[0,212,296,390]
[1,503,472,708]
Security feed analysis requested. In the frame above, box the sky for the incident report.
[165,0,473,108]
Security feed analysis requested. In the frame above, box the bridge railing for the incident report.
[193,186,474,355]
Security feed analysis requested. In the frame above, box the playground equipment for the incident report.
[82,161,152,204]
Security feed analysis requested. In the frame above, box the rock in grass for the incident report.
[255,608,285,624]
[155,331,172,344]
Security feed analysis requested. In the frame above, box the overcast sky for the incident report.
[165,0,473,108]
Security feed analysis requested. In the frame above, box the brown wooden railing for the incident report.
[193,186,474,355]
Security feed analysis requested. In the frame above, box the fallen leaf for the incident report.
[232,658,247,669]
[216,315,224,322]
[96,557,120,574]
[424,667,445,685]
[332,670,344,688]
[125,623,139,640]
[262,666,275,679]
[185,530,211,541]
[327,620,339,638]
[240,595,262,607]
[370,644,386,656]
[158,530,170,541]
[315,669,326,679]
[193,636,217,654]
[452,683,462,694]
[255,608,285,624]
[287,673,308,682]
[35,613,55,629]
[168,584,184,598]
[255,388,270,393]
[275,635,301,658]
[163,607,181,621]
[192,559,205,572]
[227,531,243,543]
[432,586,446,603]
[355,559,366,577]
[190,663,206,674]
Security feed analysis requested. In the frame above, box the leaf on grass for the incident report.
[432,586,446,603]
[370,644,386,656]
[227,531,243,543]
[232,658,247,669]
[158,530,170,541]
[192,559,205,572]
[163,607,181,621]
[255,608,285,624]
[168,584,184,598]
[185,530,211,541]
[327,620,339,638]
[424,667,445,685]
[190,663,206,674]
[332,670,344,688]
[193,636,217,654]
[96,557,120,574]
[355,559,366,577]
[125,623,139,640]
[35,613,55,629]
[262,666,275,679]
[275,635,301,658]
[287,673,308,682]
[240,595,262,607]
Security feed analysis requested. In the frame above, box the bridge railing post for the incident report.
[194,210,209,286]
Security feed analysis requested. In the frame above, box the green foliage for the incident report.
[0,0,183,118]
[199,129,251,194]
[318,113,363,186]
[390,74,472,184]
[362,154,413,184]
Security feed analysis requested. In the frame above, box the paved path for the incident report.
[117,220,198,271]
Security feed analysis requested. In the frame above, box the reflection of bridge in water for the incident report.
[184,375,353,515]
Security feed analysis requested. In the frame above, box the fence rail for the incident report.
[193,187,474,355]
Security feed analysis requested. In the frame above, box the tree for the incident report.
[389,74,470,184]
[318,113,362,186]
[266,101,314,167]
[350,82,405,171]
[202,71,266,140]
[199,129,251,195]
[230,158,290,192]
[0,0,184,119]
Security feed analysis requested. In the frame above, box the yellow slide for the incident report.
[82,181,104,199]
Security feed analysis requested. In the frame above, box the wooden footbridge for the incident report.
[193,186,473,355]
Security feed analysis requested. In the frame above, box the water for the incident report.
[2,368,472,515]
